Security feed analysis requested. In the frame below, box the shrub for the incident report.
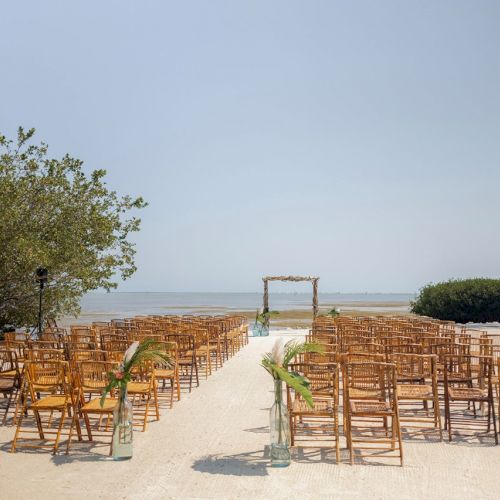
[411,278,500,323]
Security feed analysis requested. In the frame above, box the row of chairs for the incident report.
[0,315,248,454]
[283,315,499,465]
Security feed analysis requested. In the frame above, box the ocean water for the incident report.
[62,292,415,324]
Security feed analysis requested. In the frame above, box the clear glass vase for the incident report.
[112,386,133,460]
[269,379,291,467]
[252,322,269,337]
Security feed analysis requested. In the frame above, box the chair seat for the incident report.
[127,381,150,393]
[0,370,17,378]
[155,369,174,378]
[31,395,68,410]
[350,400,392,415]
[32,384,60,392]
[349,388,383,399]
[398,384,433,399]
[292,399,334,415]
[0,378,15,391]
[82,397,118,413]
[448,387,488,401]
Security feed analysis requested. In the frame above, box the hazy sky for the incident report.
[2,1,499,293]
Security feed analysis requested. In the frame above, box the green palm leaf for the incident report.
[282,340,324,368]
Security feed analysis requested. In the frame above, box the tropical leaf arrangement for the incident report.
[100,339,172,407]
[325,307,340,317]
[255,308,280,326]
[261,338,324,408]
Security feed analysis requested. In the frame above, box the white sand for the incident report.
[1,332,500,499]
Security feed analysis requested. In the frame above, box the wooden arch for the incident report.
[262,275,320,318]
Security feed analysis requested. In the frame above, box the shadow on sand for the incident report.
[192,448,270,476]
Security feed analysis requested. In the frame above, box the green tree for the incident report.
[0,127,147,328]
[411,278,500,323]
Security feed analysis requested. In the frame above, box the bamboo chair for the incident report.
[11,360,81,454]
[127,360,160,431]
[443,354,498,444]
[28,341,65,358]
[102,339,130,353]
[191,328,212,379]
[152,342,180,407]
[344,361,403,466]
[6,341,27,365]
[164,333,198,392]
[385,343,423,358]
[4,332,30,343]
[67,361,118,454]
[25,349,66,361]
[207,324,224,370]
[100,334,128,351]
[40,332,65,348]
[302,350,338,364]
[68,333,98,347]
[105,351,126,363]
[0,349,21,424]
[389,353,442,439]
[348,343,385,355]
[69,350,107,362]
[287,362,340,462]
[65,341,96,354]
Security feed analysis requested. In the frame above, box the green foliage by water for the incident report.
[411,278,500,323]
[0,127,147,328]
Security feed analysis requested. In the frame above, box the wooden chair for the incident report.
[287,362,340,462]
[164,333,199,392]
[0,349,21,424]
[11,360,81,454]
[443,354,498,444]
[67,361,118,454]
[344,361,403,466]
[25,349,66,361]
[389,353,442,439]
[152,342,180,407]
[128,360,160,431]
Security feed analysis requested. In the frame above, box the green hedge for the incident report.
[411,278,500,323]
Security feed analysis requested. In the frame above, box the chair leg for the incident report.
[2,390,14,425]
[176,372,181,401]
[490,396,498,445]
[143,395,150,432]
[53,406,67,454]
[334,411,340,464]
[194,357,199,387]
[34,409,45,439]
[154,384,160,421]
[10,399,28,453]
[66,408,78,454]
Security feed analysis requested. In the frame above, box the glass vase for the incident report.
[269,379,291,467]
[252,322,269,337]
[112,386,133,460]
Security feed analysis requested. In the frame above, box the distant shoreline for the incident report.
[59,300,412,328]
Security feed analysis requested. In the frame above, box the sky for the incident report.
[1,1,499,293]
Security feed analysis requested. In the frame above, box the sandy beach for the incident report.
[1,330,500,500]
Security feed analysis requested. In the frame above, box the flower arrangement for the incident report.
[255,308,280,327]
[100,339,172,406]
[261,338,324,466]
[261,338,324,407]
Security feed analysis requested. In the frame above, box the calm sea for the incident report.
[61,292,415,324]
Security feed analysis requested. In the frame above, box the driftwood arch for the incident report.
[262,275,320,318]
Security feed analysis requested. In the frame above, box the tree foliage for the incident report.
[411,278,500,323]
[0,127,147,328]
